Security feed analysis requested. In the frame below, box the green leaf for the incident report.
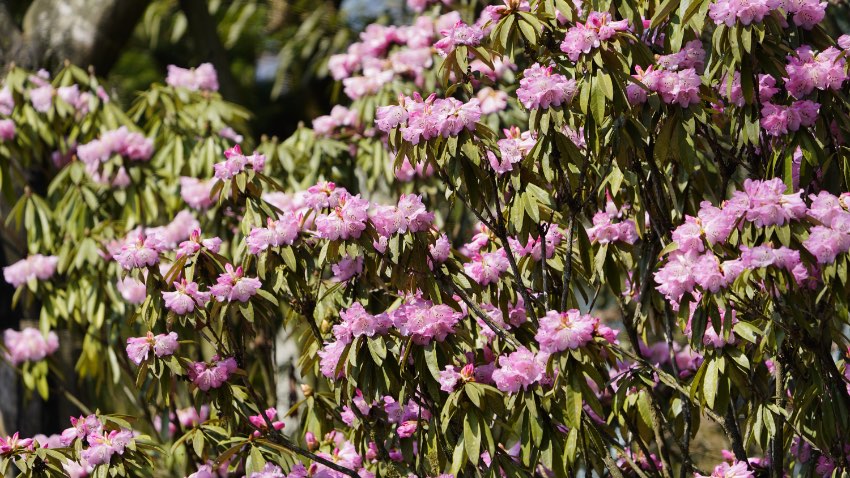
[464,409,482,465]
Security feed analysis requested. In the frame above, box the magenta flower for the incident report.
[187,356,238,391]
[114,231,163,270]
[3,328,59,365]
[434,20,484,56]
[315,194,370,240]
[180,177,219,209]
[489,126,536,174]
[116,276,147,304]
[0,432,34,455]
[695,460,754,478]
[3,254,59,287]
[332,255,364,282]
[246,214,300,254]
[166,63,219,92]
[0,119,15,141]
[464,249,510,285]
[162,279,210,314]
[492,347,546,393]
[535,310,597,353]
[60,414,103,446]
[516,63,578,110]
[177,229,222,259]
[249,408,285,437]
[247,463,287,478]
[209,263,262,303]
[213,145,266,180]
[318,340,348,379]
[125,331,179,365]
[429,233,452,263]
[80,429,133,466]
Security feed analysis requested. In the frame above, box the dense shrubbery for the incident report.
[2,0,850,477]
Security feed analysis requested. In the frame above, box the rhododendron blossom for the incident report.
[125,331,179,365]
[3,328,59,365]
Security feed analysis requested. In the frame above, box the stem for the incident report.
[488,170,538,323]
[771,354,785,478]
[724,406,748,462]
[560,214,576,310]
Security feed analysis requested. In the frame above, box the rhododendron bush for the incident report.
[2,0,850,476]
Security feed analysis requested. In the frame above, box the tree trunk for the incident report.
[2,0,149,74]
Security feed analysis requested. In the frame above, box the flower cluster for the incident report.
[487,126,536,174]
[587,197,638,245]
[375,92,481,144]
[213,144,266,180]
[162,279,211,314]
[535,310,598,354]
[166,63,219,92]
[180,177,220,209]
[516,63,578,110]
[312,105,360,137]
[654,178,831,308]
[209,263,262,303]
[247,214,301,253]
[58,414,136,470]
[328,13,460,98]
[2,328,59,365]
[628,65,702,107]
[561,12,629,62]
[3,254,59,287]
[784,46,847,99]
[709,0,825,29]
[125,331,179,365]
[434,20,484,57]
[77,126,154,164]
[491,347,546,393]
[187,355,238,391]
[249,408,285,437]
[760,100,820,136]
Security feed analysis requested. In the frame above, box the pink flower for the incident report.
[80,429,133,466]
[60,414,103,446]
[209,263,262,302]
[434,21,484,56]
[125,331,179,365]
[162,279,210,314]
[464,249,510,285]
[166,63,219,92]
[0,87,14,115]
[492,347,546,393]
[62,460,94,478]
[804,225,850,263]
[784,46,846,99]
[3,254,59,287]
[318,340,348,378]
[0,432,34,456]
[488,126,536,174]
[332,255,364,282]
[315,194,370,240]
[247,463,287,478]
[516,63,578,110]
[213,145,266,180]
[3,328,59,365]
[391,297,461,344]
[117,276,146,304]
[536,309,597,354]
[180,177,219,209]
[114,231,163,269]
[587,199,639,245]
[187,356,238,391]
[29,84,54,112]
[249,408,285,437]
[695,461,754,478]
[429,233,451,263]
[0,119,15,141]
[177,229,222,259]
[476,87,509,114]
[247,214,301,253]
[760,100,820,136]
[741,178,806,227]
[375,103,409,132]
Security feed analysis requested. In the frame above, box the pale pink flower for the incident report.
[125,331,179,365]
[3,328,59,365]
[209,263,262,302]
